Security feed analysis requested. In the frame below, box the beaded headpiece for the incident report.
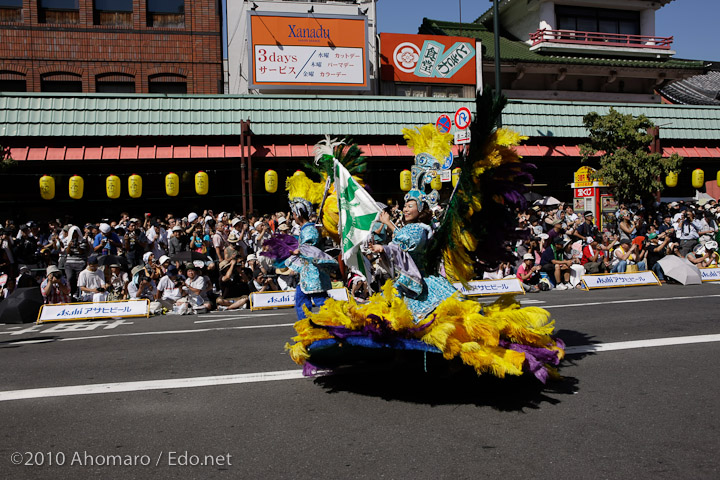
[404,152,441,211]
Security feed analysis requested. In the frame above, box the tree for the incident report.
[0,143,15,171]
[579,108,682,207]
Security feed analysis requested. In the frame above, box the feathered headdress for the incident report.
[401,125,454,211]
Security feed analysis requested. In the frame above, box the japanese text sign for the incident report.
[380,33,476,85]
[700,267,720,282]
[453,279,525,296]
[582,271,660,289]
[37,299,149,324]
[249,13,368,90]
[251,288,349,310]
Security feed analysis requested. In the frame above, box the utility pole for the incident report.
[493,0,502,126]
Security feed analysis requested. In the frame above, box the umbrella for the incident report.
[97,254,129,269]
[656,256,702,285]
[533,196,561,207]
[0,287,44,324]
[523,191,544,203]
[170,251,212,263]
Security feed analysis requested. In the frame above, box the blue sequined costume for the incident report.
[384,223,458,322]
[285,222,337,319]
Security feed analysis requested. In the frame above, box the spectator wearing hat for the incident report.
[123,219,148,268]
[674,209,702,256]
[13,223,39,266]
[581,235,606,274]
[168,225,188,257]
[184,263,212,310]
[687,241,719,268]
[575,211,599,245]
[127,265,157,300]
[516,253,541,292]
[41,265,71,305]
[156,265,184,309]
[646,230,672,281]
[77,256,109,302]
[617,211,636,243]
[230,217,249,256]
[93,223,122,257]
[546,219,565,243]
[540,237,574,290]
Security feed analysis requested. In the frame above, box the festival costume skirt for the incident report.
[286,281,565,383]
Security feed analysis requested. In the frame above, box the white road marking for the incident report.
[542,294,720,309]
[194,313,286,324]
[1,333,719,402]
[58,323,297,342]
[0,370,306,402]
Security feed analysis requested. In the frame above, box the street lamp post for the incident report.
[492,0,502,126]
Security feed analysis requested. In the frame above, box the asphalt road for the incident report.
[1,283,719,479]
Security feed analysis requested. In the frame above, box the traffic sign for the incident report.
[441,152,453,170]
[440,169,452,182]
[436,114,452,133]
[454,130,471,145]
[454,107,472,130]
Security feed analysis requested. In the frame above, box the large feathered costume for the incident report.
[284,90,564,383]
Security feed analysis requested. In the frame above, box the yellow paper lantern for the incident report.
[39,175,55,200]
[128,174,142,198]
[691,168,704,189]
[400,169,412,192]
[265,169,278,193]
[165,172,179,197]
[195,171,209,196]
[106,174,121,199]
[717,170,720,187]
[665,171,678,188]
[452,167,461,188]
[68,175,84,200]
[430,174,442,191]
[293,170,306,178]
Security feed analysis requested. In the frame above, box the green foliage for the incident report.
[0,144,16,171]
[579,108,683,204]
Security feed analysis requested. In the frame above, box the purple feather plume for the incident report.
[259,234,299,260]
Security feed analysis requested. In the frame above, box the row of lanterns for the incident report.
[666,169,720,189]
[39,172,210,200]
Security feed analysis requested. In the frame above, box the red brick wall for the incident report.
[0,0,222,93]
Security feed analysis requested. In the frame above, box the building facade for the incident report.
[0,0,223,94]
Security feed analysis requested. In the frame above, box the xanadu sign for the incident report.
[248,13,369,90]
[380,33,477,85]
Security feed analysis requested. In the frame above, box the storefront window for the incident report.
[38,0,79,25]
[147,0,184,28]
[94,0,132,26]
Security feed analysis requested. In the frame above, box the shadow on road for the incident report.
[311,342,584,411]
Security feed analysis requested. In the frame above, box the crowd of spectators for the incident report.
[504,200,720,291]
[1,198,718,311]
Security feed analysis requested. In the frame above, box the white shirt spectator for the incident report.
[127,279,157,300]
[77,268,106,302]
[157,275,183,301]
[186,275,209,301]
[145,225,168,259]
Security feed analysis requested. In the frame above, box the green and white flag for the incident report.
[334,160,380,279]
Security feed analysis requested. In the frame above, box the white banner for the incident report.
[700,267,720,282]
[37,299,149,324]
[250,288,350,311]
[582,271,660,289]
[453,279,525,296]
[253,46,365,85]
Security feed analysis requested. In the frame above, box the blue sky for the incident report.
[376,0,717,62]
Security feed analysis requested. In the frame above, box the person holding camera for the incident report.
[123,219,148,268]
[93,223,122,257]
[156,265,185,310]
[674,209,702,256]
[41,265,71,305]
[77,255,110,302]
[126,265,156,301]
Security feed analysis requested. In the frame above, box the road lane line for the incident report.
[564,334,720,355]
[58,323,297,342]
[0,370,306,402]
[542,294,720,309]
[194,313,286,324]
[1,333,720,402]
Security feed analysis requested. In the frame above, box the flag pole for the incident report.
[334,160,347,279]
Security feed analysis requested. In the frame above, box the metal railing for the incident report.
[529,29,673,50]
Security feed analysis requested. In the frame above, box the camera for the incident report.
[174,280,185,289]
[51,272,62,279]
[96,287,105,293]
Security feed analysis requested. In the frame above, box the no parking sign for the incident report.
[436,114,452,133]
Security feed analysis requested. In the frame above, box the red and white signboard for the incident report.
[454,107,472,130]
[575,188,594,197]
[454,130,471,145]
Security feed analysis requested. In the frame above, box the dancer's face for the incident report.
[403,200,420,223]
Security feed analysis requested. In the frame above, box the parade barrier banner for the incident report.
[453,279,525,296]
[37,299,150,324]
[699,267,720,282]
[250,288,350,311]
[581,271,660,290]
